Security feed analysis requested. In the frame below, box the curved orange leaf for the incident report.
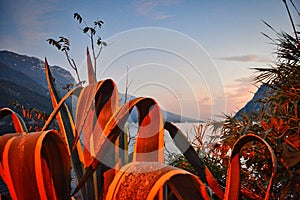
[106,162,210,200]
[72,97,164,196]
[0,107,27,133]
[73,79,119,199]
[133,98,164,163]
[0,130,70,200]
[74,79,118,167]
[224,134,277,200]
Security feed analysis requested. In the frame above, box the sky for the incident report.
[0,0,298,120]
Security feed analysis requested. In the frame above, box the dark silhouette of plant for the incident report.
[168,121,228,188]
[47,13,106,85]
[47,36,84,85]
[168,1,300,199]
[73,13,107,76]
[213,1,300,198]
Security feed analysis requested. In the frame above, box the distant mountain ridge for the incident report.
[0,61,48,96]
[0,50,75,96]
[234,84,272,120]
[0,50,75,112]
[0,50,200,133]
[118,93,201,123]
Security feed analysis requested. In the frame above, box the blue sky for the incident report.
[0,0,298,119]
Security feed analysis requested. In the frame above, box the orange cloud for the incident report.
[224,76,258,114]
[216,54,271,63]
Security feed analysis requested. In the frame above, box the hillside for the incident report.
[234,84,272,120]
[0,51,74,110]
[0,79,52,112]
[0,50,200,134]
[0,50,75,95]
[0,50,75,134]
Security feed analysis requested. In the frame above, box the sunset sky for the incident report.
[0,0,298,120]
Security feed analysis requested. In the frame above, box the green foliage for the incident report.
[218,14,300,200]
[168,2,300,199]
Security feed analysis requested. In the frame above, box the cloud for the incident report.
[224,76,257,114]
[4,1,57,46]
[154,13,174,20]
[133,0,183,20]
[217,54,271,63]
[198,97,211,104]
[135,0,157,16]
[173,80,257,119]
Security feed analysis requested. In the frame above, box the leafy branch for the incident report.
[47,37,84,86]
[73,12,107,76]
[47,13,107,86]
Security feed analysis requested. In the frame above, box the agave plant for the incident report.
[0,46,279,200]
[0,108,70,199]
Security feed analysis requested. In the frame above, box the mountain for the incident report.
[0,50,75,96]
[0,50,75,110]
[0,50,75,134]
[0,50,200,134]
[0,79,52,112]
[234,84,272,120]
[0,61,48,96]
[118,93,201,123]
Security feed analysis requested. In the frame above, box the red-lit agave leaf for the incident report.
[86,48,96,84]
[73,79,118,200]
[224,134,277,200]
[74,83,100,200]
[0,108,28,133]
[133,99,164,163]
[72,97,163,196]
[0,108,27,192]
[42,87,83,132]
[45,58,83,155]
[164,122,224,199]
[74,79,118,167]
[90,79,118,200]
[0,133,22,184]
[130,98,164,199]
[93,97,164,166]
[0,130,70,200]
[44,59,86,197]
[75,83,96,165]
[106,162,210,200]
